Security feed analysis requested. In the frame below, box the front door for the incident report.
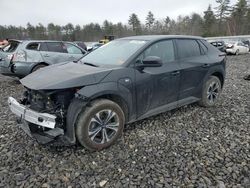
[63,42,86,62]
[134,40,181,118]
[40,42,69,64]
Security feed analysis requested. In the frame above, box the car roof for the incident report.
[118,35,203,41]
[9,39,77,43]
[24,40,73,43]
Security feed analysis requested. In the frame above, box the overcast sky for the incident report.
[1,0,237,26]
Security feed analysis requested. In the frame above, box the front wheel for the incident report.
[75,99,125,151]
[199,76,222,107]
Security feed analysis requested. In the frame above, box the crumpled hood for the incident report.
[21,62,112,90]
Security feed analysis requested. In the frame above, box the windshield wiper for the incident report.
[83,62,99,67]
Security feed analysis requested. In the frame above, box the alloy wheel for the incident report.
[88,109,119,144]
[207,81,220,104]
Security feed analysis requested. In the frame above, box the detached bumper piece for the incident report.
[8,97,64,144]
[17,121,64,144]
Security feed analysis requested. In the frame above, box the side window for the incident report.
[141,40,175,63]
[39,43,48,51]
[198,40,208,55]
[177,39,201,59]
[238,42,244,46]
[64,43,84,54]
[26,43,40,51]
[46,42,67,53]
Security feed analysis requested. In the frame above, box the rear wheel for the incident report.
[75,99,125,151]
[31,64,47,73]
[235,49,240,55]
[199,76,222,107]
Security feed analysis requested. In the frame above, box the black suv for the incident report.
[8,35,226,151]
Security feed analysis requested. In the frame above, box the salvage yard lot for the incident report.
[0,55,249,187]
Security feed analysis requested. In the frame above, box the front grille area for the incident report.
[20,89,75,127]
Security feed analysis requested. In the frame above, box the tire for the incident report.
[31,64,47,73]
[75,99,125,151]
[199,76,222,107]
[235,49,240,56]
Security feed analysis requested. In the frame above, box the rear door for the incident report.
[39,42,69,64]
[176,39,211,100]
[238,42,249,53]
[63,42,86,61]
[25,42,44,63]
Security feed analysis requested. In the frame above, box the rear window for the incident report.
[2,41,20,52]
[26,43,40,51]
[176,39,201,59]
[46,42,67,53]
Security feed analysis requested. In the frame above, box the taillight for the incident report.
[12,51,26,62]
[227,44,234,49]
[7,54,14,60]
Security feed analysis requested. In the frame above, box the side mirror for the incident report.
[138,56,163,68]
[87,47,93,52]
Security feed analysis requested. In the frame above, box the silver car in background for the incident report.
[0,40,87,78]
[225,41,249,55]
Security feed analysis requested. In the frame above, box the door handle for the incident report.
[44,54,50,57]
[171,71,180,76]
[202,64,210,68]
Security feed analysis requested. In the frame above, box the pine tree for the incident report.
[203,5,216,36]
[146,11,155,30]
[231,0,248,34]
[128,13,141,35]
[214,0,231,34]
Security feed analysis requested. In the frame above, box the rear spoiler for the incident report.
[219,53,227,57]
[8,39,22,43]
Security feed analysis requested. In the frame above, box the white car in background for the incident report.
[225,41,249,55]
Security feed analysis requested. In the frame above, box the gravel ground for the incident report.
[0,55,249,188]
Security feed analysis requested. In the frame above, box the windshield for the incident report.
[80,40,147,66]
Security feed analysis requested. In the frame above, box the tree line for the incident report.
[0,0,249,42]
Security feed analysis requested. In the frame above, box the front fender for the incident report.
[77,82,135,120]
[64,82,135,144]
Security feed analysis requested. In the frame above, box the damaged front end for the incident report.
[8,88,77,145]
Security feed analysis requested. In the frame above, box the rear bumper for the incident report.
[226,49,236,54]
[0,61,34,78]
[0,62,14,76]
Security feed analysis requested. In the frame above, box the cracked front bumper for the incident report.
[8,97,56,129]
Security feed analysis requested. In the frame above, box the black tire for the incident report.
[199,76,222,107]
[31,64,47,73]
[75,99,125,151]
[235,49,240,55]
